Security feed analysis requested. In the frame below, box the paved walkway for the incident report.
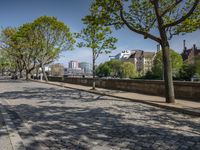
[37,80,200,116]
[0,79,200,150]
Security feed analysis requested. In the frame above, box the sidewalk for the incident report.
[35,80,200,116]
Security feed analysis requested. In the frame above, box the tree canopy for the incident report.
[0,16,75,80]
[152,49,183,78]
[90,0,200,103]
[96,60,138,78]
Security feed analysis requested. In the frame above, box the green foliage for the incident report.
[0,51,10,73]
[0,16,75,79]
[96,60,137,78]
[107,60,122,77]
[0,27,23,73]
[77,8,117,89]
[178,63,195,80]
[91,0,200,40]
[76,10,117,61]
[121,62,137,78]
[152,49,183,78]
[32,16,75,63]
[96,63,111,77]
[92,0,199,102]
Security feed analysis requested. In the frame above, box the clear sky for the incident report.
[0,0,199,67]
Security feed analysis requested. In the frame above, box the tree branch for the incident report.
[160,0,183,17]
[120,9,161,43]
[164,0,199,28]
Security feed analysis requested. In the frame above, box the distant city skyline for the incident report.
[0,0,199,66]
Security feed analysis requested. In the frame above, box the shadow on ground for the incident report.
[0,87,121,104]
[4,103,200,150]
[0,83,200,149]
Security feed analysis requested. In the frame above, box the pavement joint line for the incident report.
[32,80,200,117]
[0,101,26,150]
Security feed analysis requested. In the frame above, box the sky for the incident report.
[0,0,199,67]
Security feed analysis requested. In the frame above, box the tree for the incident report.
[96,60,138,78]
[107,60,122,77]
[152,49,183,79]
[31,16,75,81]
[76,10,117,90]
[96,63,112,77]
[91,0,200,103]
[11,23,41,80]
[179,63,196,80]
[1,16,75,80]
[0,51,10,76]
[0,27,25,77]
[121,62,137,78]
[177,56,200,81]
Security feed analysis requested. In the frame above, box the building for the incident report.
[50,63,64,76]
[181,40,200,64]
[65,60,84,76]
[68,60,79,69]
[109,50,132,60]
[124,50,155,75]
[64,68,84,76]
[79,62,92,75]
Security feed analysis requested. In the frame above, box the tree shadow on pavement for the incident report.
[4,103,200,150]
[0,83,200,149]
[0,87,122,104]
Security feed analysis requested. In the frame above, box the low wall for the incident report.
[48,76,200,101]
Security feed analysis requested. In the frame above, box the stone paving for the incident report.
[0,79,200,150]
[0,104,13,150]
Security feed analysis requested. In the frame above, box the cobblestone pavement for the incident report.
[0,104,13,150]
[0,79,200,150]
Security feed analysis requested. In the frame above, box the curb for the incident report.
[0,102,25,150]
[32,80,200,117]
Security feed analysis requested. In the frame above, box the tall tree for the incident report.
[11,23,42,80]
[31,16,75,81]
[76,10,117,90]
[92,0,200,103]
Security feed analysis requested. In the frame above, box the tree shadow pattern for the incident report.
[0,81,200,150]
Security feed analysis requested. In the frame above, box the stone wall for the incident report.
[48,76,200,101]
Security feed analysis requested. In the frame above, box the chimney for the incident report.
[183,40,187,51]
[193,44,196,50]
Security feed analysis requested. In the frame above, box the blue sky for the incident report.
[0,0,199,66]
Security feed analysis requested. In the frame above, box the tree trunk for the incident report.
[42,64,48,82]
[153,0,175,103]
[161,42,175,103]
[1,68,4,76]
[25,70,29,80]
[92,49,96,90]
[19,70,23,78]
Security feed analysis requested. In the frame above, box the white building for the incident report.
[68,60,79,69]
[109,50,132,60]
